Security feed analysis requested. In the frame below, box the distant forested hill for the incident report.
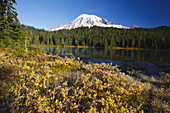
[23,25,170,49]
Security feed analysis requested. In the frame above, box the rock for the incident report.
[59,53,74,58]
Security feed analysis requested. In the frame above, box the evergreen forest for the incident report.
[26,25,170,49]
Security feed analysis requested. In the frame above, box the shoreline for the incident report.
[31,45,170,51]
[31,45,143,50]
[80,58,163,77]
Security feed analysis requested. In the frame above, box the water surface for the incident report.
[42,47,170,63]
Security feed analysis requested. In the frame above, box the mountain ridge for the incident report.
[48,14,138,31]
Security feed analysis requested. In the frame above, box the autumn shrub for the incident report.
[0,50,169,112]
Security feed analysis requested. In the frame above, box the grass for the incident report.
[0,49,169,112]
[31,45,143,50]
[110,47,143,50]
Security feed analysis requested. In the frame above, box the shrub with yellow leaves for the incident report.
[0,49,169,113]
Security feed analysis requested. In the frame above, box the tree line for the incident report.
[27,25,170,49]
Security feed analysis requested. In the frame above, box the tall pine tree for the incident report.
[0,0,23,47]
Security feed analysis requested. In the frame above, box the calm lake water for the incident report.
[42,47,170,63]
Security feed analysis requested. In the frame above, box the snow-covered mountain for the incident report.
[129,24,138,29]
[48,14,138,31]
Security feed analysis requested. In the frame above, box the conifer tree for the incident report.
[0,0,22,47]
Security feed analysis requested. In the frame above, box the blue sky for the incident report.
[15,0,170,30]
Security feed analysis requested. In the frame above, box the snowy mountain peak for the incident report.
[77,14,102,20]
[48,14,136,31]
[129,24,138,29]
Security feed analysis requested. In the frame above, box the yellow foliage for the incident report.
[0,50,169,113]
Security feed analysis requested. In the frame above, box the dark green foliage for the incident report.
[0,0,24,48]
[26,26,170,49]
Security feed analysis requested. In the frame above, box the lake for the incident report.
[42,47,170,63]
[42,47,170,76]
